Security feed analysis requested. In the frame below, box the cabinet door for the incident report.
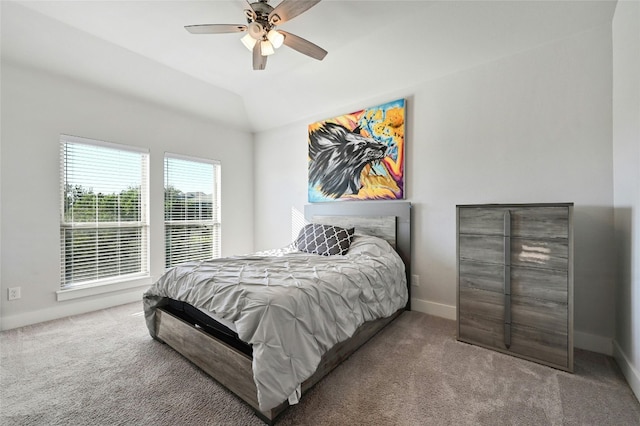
[458,234,569,271]
[458,208,505,236]
[511,266,568,304]
[458,312,507,350]
[511,295,568,334]
[459,235,503,264]
[509,324,569,369]
[459,206,570,240]
[510,207,570,239]
[510,238,569,271]
[459,286,503,322]
[459,260,504,293]
[458,260,506,347]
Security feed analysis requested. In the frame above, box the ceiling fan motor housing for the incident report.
[246,1,275,27]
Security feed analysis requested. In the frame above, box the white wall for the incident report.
[254,24,615,354]
[613,0,640,401]
[0,61,254,330]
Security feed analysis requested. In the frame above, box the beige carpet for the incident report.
[1,302,639,425]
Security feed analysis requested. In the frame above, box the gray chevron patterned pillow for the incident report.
[295,223,355,256]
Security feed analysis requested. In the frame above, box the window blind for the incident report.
[60,135,149,288]
[164,154,221,268]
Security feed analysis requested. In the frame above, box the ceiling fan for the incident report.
[185,0,327,70]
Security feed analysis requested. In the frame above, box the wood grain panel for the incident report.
[460,314,569,371]
[510,207,569,239]
[461,236,568,270]
[312,215,396,248]
[458,205,570,240]
[461,264,567,302]
[459,260,504,293]
[511,295,568,333]
[511,266,568,303]
[511,238,568,270]
[459,235,503,264]
[458,208,505,236]
[459,287,503,321]
[155,309,260,410]
[510,323,568,369]
[458,313,506,350]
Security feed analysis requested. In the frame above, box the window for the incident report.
[60,135,149,289]
[164,154,221,268]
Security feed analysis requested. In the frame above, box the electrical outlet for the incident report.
[8,287,21,301]
[411,274,420,287]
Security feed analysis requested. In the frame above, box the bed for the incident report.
[143,201,411,424]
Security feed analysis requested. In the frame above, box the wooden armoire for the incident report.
[456,203,573,372]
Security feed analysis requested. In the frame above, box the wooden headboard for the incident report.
[304,201,412,310]
[311,215,397,248]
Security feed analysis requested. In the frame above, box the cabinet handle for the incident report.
[504,210,512,349]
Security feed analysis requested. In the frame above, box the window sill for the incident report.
[56,276,152,302]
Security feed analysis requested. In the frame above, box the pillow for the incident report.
[295,223,355,256]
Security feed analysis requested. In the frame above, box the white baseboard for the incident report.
[411,297,456,320]
[0,289,145,331]
[574,330,614,356]
[613,340,640,403]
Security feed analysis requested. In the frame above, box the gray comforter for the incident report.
[143,234,407,411]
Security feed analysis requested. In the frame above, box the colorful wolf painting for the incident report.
[308,99,405,202]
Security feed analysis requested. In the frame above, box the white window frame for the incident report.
[57,135,150,300]
[164,153,221,269]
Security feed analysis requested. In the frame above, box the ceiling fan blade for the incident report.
[279,30,327,61]
[269,0,321,25]
[185,24,246,34]
[253,43,267,70]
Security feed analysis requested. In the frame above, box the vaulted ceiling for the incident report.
[1,1,617,132]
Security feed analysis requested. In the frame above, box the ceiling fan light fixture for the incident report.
[241,33,257,51]
[261,40,275,56]
[267,29,285,49]
[247,22,265,39]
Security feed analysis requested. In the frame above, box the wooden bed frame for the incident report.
[154,201,411,424]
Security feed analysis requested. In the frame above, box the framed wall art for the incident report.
[308,98,405,202]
